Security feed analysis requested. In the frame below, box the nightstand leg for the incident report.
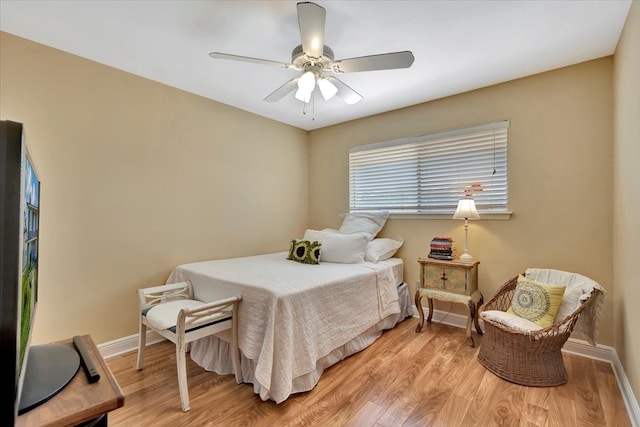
[426,298,434,323]
[415,291,425,332]
[474,293,484,335]
[466,300,475,347]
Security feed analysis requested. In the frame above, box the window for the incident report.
[349,121,509,215]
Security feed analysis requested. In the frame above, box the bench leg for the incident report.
[176,339,190,412]
[136,320,146,370]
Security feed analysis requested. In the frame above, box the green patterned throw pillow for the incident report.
[507,275,566,328]
[287,239,321,265]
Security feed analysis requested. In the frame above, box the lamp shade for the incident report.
[297,71,316,92]
[294,87,312,103]
[294,71,316,103]
[317,78,338,100]
[453,197,480,220]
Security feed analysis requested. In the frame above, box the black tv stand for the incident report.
[19,343,80,414]
[16,335,124,427]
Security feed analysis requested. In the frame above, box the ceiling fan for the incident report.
[209,1,415,105]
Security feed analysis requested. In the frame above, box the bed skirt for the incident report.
[189,282,415,402]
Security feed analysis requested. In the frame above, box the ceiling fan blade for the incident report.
[331,51,415,73]
[264,78,299,102]
[209,52,293,69]
[297,2,325,58]
[325,76,362,105]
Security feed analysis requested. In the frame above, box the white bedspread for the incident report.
[166,252,402,403]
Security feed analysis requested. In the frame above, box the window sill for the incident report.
[389,212,512,220]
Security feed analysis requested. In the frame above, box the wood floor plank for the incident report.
[483,381,526,426]
[547,383,578,427]
[105,318,632,427]
[521,387,551,427]
[432,393,472,427]
[342,401,386,427]
[594,360,632,427]
[570,356,608,427]
[376,325,462,426]
[367,323,446,408]
[280,348,398,427]
[461,369,507,426]
[520,403,549,427]
[404,339,479,425]
[523,385,550,412]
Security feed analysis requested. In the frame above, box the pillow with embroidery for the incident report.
[287,239,321,265]
[507,275,566,328]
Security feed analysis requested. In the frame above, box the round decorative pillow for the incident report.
[506,275,566,328]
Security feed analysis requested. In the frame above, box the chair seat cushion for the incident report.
[481,310,543,333]
[145,299,206,330]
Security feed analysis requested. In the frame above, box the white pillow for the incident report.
[365,238,403,262]
[338,211,389,240]
[303,229,369,263]
[480,310,543,333]
[553,285,584,322]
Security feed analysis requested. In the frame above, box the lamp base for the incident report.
[459,252,474,263]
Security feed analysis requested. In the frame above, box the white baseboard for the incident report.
[413,307,640,427]
[96,309,639,427]
[611,349,640,427]
[97,330,165,359]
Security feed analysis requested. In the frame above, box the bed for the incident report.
[166,250,413,403]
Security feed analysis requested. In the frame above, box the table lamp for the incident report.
[453,197,480,262]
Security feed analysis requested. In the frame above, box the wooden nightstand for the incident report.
[415,258,483,347]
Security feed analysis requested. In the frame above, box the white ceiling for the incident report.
[0,1,632,131]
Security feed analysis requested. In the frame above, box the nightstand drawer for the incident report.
[418,258,478,296]
[423,266,468,292]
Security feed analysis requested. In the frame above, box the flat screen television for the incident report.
[1,120,80,424]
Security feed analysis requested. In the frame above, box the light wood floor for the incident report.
[106,318,631,426]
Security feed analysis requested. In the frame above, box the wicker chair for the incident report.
[478,272,602,387]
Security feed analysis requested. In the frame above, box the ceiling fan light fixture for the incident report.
[317,78,337,100]
[210,2,414,108]
[294,87,312,103]
[297,71,316,92]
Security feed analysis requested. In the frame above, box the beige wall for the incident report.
[614,0,640,405]
[0,32,309,344]
[1,15,633,400]
[309,58,615,346]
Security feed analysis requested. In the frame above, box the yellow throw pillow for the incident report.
[507,275,566,328]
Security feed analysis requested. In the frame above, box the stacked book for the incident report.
[428,236,457,260]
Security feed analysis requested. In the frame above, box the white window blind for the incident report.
[349,121,509,214]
